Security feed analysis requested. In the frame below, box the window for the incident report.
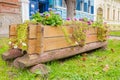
[84,3,87,12]
[76,0,80,10]
[91,6,94,14]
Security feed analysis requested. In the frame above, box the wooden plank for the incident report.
[13,41,107,68]
[9,24,17,36]
[86,35,98,43]
[2,49,23,61]
[35,24,44,54]
[43,34,98,51]
[28,24,37,39]
[44,26,73,38]
[86,27,97,35]
[44,26,97,38]
[28,39,37,54]
[43,37,72,51]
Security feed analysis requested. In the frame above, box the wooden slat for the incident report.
[86,35,98,43]
[86,27,97,35]
[43,37,72,51]
[28,39,37,54]
[28,24,37,39]
[35,24,44,54]
[44,26,73,37]
[43,34,98,51]
[9,24,17,36]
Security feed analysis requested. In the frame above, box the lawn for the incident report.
[109,31,120,36]
[0,38,120,80]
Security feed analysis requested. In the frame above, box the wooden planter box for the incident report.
[9,24,100,54]
[5,24,107,68]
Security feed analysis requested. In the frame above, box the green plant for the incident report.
[16,23,28,50]
[60,26,73,44]
[62,21,88,46]
[9,23,28,50]
[91,20,108,41]
[31,12,43,23]
[32,11,63,26]
[72,23,87,46]
[42,11,63,26]
[97,26,108,41]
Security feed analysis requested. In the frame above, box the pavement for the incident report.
[109,36,120,40]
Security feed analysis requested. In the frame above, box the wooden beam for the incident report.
[13,41,107,69]
[2,49,23,61]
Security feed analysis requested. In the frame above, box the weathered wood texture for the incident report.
[43,26,98,51]
[9,24,106,54]
[27,24,42,54]
[13,41,107,68]
[2,49,23,61]
[9,24,17,48]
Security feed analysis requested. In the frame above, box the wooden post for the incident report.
[27,24,37,54]
[27,24,44,59]
[36,24,44,54]
[9,24,17,48]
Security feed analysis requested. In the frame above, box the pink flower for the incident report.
[66,18,71,21]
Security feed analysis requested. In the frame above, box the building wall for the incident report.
[52,0,95,20]
[20,0,29,22]
[0,0,21,37]
[29,0,95,20]
[94,0,120,25]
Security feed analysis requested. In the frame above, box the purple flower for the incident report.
[90,20,94,22]
[66,18,71,21]
[55,12,60,15]
[45,13,50,17]
[74,18,77,21]
[48,8,52,11]
[87,21,92,25]
[79,18,84,21]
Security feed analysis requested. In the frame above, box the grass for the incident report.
[109,31,120,36]
[0,38,120,80]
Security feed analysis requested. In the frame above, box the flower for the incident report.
[8,41,12,45]
[14,45,18,49]
[66,18,71,21]
[75,41,79,45]
[48,8,52,11]
[22,42,27,46]
[55,12,60,15]
[73,18,77,21]
[79,18,84,21]
[87,21,92,25]
[45,13,50,17]
[40,13,44,16]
